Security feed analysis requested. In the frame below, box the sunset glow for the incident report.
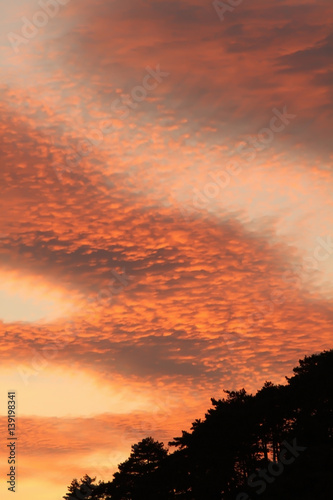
[0,0,332,499]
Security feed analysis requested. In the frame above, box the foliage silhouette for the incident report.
[63,349,333,499]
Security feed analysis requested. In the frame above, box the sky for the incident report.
[0,0,332,499]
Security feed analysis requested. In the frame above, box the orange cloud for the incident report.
[0,1,332,499]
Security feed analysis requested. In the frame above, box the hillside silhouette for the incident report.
[63,349,333,499]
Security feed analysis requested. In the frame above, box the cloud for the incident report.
[277,32,333,73]
[0,2,332,499]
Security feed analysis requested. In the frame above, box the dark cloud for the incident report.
[277,33,333,73]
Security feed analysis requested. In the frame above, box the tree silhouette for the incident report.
[63,349,333,499]
[107,437,171,500]
[63,475,98,500]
